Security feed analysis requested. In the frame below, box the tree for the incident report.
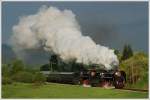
[40,64,50,71]
[114,49,120,56]
[120,52,148,88]
[33,72,46,85]
[2,64,11,77]
[49,54,59,71]
[127,45,133,58]
[2,77,13,85]
[114,49,121,61]
[12,71,33,83]
[2,64,13,84]
[68,58,76,70]
[121,44,133,61]
[11,59,24,74]
[50,54,58,64]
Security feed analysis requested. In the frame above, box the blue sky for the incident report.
[2,1,148,53]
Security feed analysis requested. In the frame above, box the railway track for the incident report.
[116,88,148,92]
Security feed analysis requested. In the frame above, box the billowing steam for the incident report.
[11,6,119,70]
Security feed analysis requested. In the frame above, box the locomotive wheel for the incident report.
[114,76,125,89]
[91,83,97,87]
[72,77,81,85]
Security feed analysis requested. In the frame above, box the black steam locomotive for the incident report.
[41,64,126,88]
[40,55,126,89]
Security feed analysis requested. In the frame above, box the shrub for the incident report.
[2,77,13,85]
[11,60,24,74]
[33,72,46,84]
[12,71,34,83]
[2,64,11,77]
[120,52,148,89]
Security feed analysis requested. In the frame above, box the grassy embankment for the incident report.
[2,82,148,98]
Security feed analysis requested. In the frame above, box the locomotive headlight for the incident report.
[115,71,121,77]
[100,72,104,75]
[100,72,104,77]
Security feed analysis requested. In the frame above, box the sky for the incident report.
[2,1,148,53]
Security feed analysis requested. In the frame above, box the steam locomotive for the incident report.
[40,61,126,89]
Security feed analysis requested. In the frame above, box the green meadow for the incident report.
[2,82,148,98]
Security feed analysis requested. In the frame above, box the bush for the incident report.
[11,59,24,74]
[120,52,148,89]
[2,77,13,85]
[33,72,46,84]
[12,71,34,83]
[2,64,11,77]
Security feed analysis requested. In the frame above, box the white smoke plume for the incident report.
[11,6,119,70]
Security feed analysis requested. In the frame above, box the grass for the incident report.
[2,82,148,98]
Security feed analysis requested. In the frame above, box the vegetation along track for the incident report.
[115,88,148,92]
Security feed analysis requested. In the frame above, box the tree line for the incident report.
[2,44,148,89]
[115,44,148,89]
[2,60,46,85]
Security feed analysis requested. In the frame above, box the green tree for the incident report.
[2,64,11,77]
[2,77,13,85]
[12,71,34,83]
[11,59,24,74]
[128,45,133,57]
[2,64,13,84]
[121,44,133,61]
[120,52,148,89]
[114,49,122,61]
[114,49,120,56]
[40,64,50,71]
[49,54,59,71]
[33,72,46,84]
[50,54,58,65]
